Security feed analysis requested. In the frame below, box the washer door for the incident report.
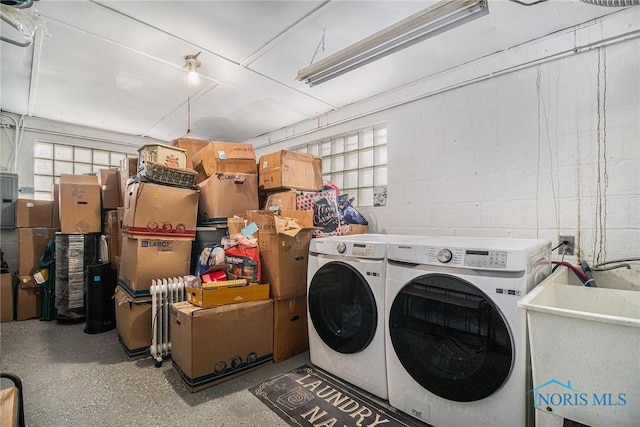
[389,274,513,402]
[308,261,377,354]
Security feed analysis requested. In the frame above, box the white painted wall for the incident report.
[1,113,162,195]
[251,13,640,264]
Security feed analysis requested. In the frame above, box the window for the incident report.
[33,140,133,200]
[294,125,387,207]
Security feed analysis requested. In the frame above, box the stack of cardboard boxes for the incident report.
[163,146,322,393]
[192,141,259,225]
[115,144,199,357]
[55,174,103,321]
[14,199,58,320]
[254,150,324,366]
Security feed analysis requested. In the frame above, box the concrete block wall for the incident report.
[254,34,639,264]
[365,39,639,263]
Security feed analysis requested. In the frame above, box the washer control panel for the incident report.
[426,247,508,268]
[349,243,376,257]
[464,250,507,268]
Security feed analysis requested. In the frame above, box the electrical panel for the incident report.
[1,173,18,228]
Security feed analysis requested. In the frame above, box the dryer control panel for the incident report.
[350,243,375,257]
[311,238,386,259]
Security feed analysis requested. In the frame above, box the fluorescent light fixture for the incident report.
[296,0,489,86]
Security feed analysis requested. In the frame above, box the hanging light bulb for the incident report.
[188,68,199,82]
[184,51,201,81]
[183,52,202,135]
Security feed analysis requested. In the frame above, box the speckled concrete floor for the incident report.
[0,319,309,426]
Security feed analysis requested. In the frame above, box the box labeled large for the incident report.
[97,169,121,209]
[138,144,187,174]
[16,199,54,228]
[59,174,101,233]
[114,286,152,358]
[1,273,13,322]
[192,142,257,182]
[18,228,57,276]
[273,296,308,363]
[171,299,273,392]
[187,282,269,307]
[198,173,258,225]
[258,150,322,192]
[171,137,209,168]
[122,181,198,240]
[118,237,191,297]
[16,276,43,321]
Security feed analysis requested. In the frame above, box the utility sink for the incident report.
[520,266,640,326]
[518,266,640,426]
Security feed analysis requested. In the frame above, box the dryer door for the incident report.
[308,261,377,354]
[389,273,513,402]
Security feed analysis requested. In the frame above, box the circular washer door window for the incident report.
[308,261,377,354]
[389,274,514,402]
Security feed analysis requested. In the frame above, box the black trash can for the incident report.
[84,262,117,334]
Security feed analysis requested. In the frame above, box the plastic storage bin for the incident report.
[518,266,640,427]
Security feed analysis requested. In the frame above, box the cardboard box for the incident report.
[59,174,101,234]
[104,210,120,263]
[340,224,369,235]
[187,282,269,307]
[52,183,60,229]
[0,386,18,427]
[273,296,308,363]
[245,210,314,298]
[18,228,57,276]
[227,217,246,235]
[192,142,257,183]
[171,299,273,392]
[247,210,314,236]
[258,231,313,299]
[1,273,13,322]
[97,169,121,210]
[16,199,54,228]
[117,207,124,254]
[114,286,152,358]
[16,275,43,321]
[264,190,298,211]
[138,144,188,175]
[119,157,138,206]
[122,181,198,240]
[118,237,192,297]
[171,137,209,168]
[198,173,258,225]
[258,150,322,192]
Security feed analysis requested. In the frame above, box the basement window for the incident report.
[33,140,134,200]
[294,124,387,207]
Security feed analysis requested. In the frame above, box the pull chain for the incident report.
[309,29,326,66]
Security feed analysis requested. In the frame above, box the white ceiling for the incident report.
[0,0,622,143]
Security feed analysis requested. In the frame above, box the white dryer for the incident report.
[307,234,417,400]
[385,237,551,427]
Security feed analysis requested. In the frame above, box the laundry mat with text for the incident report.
[250,366,418,427]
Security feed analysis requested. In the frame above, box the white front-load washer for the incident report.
[307,234,417,400]
[385,237,551,427]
